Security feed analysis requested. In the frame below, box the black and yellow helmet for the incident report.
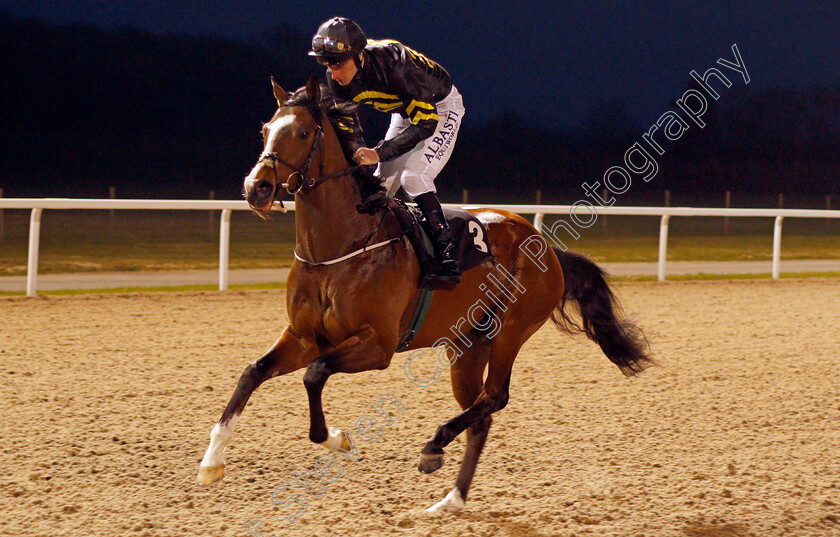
[309,17,367,66]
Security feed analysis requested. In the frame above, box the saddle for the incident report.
[383,198,495,351]
[387,198,495,283]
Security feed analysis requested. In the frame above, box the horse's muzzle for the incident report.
[246,178,275,212]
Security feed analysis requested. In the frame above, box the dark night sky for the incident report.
[4,1,839,127]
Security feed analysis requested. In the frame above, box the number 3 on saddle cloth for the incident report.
[389,200,495,351]
[391,200,495,284]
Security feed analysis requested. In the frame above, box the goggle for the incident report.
[315,55,351,67]
[312,35,350,54]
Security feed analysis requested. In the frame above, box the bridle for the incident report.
[258,107,361,204]
[259,124,324,197]
[255,99,401,266]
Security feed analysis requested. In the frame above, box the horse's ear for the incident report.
[271,77,289,107]
[305,76,321,104]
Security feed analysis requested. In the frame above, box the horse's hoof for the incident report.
[321,427,350,451]
[418,452,445,474]
[196,464,225,485]
[426,487,465,513]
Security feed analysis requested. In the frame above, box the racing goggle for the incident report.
[314,55,351,67]
[311,35,351,54]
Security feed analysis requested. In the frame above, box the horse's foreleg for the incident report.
[197,328,315,485]
[303,326,389,447]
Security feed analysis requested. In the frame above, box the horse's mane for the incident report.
[284,84,384,205]
[284,84,358,123]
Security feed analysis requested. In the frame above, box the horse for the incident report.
[197,76,653,514]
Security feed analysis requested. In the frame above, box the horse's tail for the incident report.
[551,248,653,376]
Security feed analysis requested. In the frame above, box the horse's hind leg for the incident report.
[418,336,515,469]
[197,328,315,485]
[418,372,511,468]
[422,352,514,513]
[423,343,496,512]
[427,416,492,513]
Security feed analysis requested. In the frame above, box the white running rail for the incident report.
[1,198,839,295]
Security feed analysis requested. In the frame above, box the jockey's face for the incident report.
[327,54,361,86]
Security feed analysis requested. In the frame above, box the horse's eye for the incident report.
[298,129,310,140]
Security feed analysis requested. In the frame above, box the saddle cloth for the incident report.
[390,201,495,281]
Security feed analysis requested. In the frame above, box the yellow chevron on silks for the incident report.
[334,115,356,132]
[371,101,404,112]
[404,46,435,69]
[367,39,400,47]
[352,90,400,103]
[406,100,435,116]
[365,39,438,69]
[411,110,439,124]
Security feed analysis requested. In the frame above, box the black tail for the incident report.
[552,248,653,376]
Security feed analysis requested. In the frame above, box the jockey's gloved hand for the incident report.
[355,165,386,214]
[357,191,387,214]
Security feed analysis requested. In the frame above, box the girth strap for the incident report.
[396,281,435,352]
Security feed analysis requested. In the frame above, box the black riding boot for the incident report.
[414,192,461,284]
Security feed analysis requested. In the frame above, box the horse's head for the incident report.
[244,77,325,216]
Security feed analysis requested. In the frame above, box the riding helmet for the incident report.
[309,17,368,63]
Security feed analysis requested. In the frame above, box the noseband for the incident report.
[259,124,325,196]
[258,108,361,200]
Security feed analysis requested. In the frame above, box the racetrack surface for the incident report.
[1,280,838,536]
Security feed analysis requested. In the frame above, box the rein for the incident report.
[294,208,404,266]
[293,237,401,266]
[258,113,361,205]
[261,99,398,266]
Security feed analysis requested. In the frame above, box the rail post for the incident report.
[533,212,544,230]
[108,186,116,239]
[208,191,215,240]
[772,216,784,280]
[657,214,670,282]
[219,209,232,290]
[724,190,731,234]
[26,208,43,296]
[0,187,4,244]
[601,187,608,231]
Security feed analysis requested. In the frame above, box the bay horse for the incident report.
[197,77,652,514]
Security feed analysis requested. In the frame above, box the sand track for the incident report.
[1,280,839,536]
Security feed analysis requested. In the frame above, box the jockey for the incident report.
[309,17,464,284]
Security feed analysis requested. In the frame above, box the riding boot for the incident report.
[414,192,461,284]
